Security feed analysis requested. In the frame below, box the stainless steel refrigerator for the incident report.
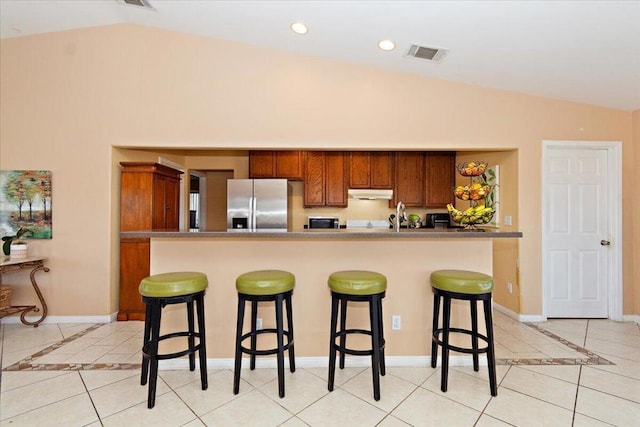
[227,179,290,232]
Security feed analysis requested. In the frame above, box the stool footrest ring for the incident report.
[142,331,204,361]
[332,329,386,357]
[240,328,294,356]
[432,328,489,354]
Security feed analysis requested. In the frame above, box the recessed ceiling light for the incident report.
[290,22,308,35]
[378,40,396,51]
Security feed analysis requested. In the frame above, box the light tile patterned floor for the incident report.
[1,312,639,426]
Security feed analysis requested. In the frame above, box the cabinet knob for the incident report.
[600,240,610,246]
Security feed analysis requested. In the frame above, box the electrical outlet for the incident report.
[392,315,401,330]
[256,318,263,330]
[504,216,512,226]
[506,282,513,294]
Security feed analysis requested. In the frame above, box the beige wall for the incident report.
[0,24,636,318]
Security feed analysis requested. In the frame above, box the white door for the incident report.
[544,147,609,317]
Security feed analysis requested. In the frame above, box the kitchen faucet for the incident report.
[396,201,406,232]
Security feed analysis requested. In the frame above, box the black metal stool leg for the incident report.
[187,299,196,371]
[339,297,347,369]
[470,299,479,372]
[196,294,208,390]
[441,295,451,393]
[328,293,339,392]
[377,296,386,376]
[250,300,258,370]
[147,300,162,409]
[233,296,245,395]
[276,294,286,398]
[370,295,381,401]
[431,292,440,368]
[484,298,498,396]
[285,292,296,373]
[141,302,152,386]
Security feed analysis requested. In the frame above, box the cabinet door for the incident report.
[275,151,303,180]
[325,152,348,207]
[425,152,455,208]
[152,175,180,229]
[370,152,394,189]
[164,177,180,229]
[349,152,371,188]
[249,151,276,178]
[393,152,425,207]
[118,238,150,321]
[303,151,325,207]
[152,175,167,229]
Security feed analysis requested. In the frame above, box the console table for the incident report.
[0,256,49,327]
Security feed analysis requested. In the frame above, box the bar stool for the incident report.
[234,270,295,398]
[139,271,208,409]
[327,270,387,401]
[430,269,497,396]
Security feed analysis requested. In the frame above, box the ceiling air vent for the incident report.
[405,44,449,62]
[118,0,155,9]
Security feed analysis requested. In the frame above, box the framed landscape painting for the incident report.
[0,170,52,239]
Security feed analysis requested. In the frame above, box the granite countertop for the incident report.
[121,228,522,239]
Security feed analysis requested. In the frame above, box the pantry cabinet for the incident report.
[118,162,182,321]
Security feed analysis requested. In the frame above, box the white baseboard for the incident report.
[623,314,640,324]
[493,303,546,323]
[157,355,480,371]
[0,313,117,325]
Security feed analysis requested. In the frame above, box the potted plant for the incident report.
[2,227,32,258]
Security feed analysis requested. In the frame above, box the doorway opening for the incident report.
[189,170,234,231]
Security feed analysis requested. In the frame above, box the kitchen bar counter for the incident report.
[122,228,521,361]
[121,228,522,239]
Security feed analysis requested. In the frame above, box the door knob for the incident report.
[600,240,611,246]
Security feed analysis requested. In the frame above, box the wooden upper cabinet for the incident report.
[303,151,348,207]
[392,152,425,207]
[325,152,348,207]
[349,152,393,189]
[275,151,303,179]
[303,151,325,207]
[249,151,275,178]
[425,151,456,208]
[249,150,303,180]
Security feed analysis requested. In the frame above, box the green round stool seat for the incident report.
[236,270,295,295]
[328,270,387,295]
[430,270,493,295]
[139,272,208,298]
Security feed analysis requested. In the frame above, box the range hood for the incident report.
[348,189,393,200]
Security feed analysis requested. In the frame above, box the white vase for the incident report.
[10,243,28,259]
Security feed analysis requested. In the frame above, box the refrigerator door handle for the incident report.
[251,196,257,231]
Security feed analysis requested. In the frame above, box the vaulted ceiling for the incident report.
[1,0,639,111]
